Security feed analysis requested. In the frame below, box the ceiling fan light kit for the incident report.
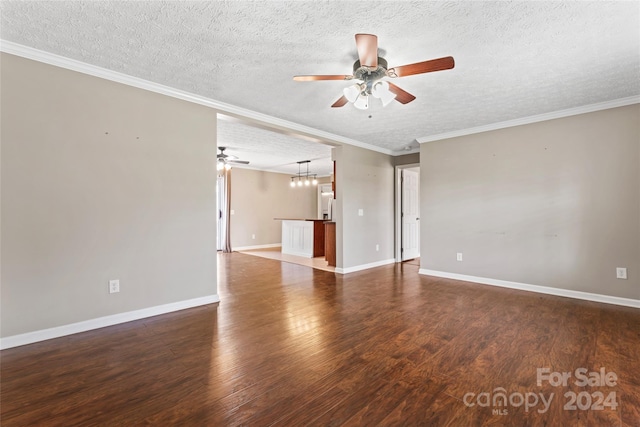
[217,146,250,171]
[353,93,369,110]
[294,33,454,110]
[216,161,232,171]
[290,160,318,188]
[371,81,396,107]
[343,84,361,103]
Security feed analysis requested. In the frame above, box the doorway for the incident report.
[216,175,224,251]
[395,164,420,262]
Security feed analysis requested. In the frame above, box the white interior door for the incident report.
[401,168,420,260]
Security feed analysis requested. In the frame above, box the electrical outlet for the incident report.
[230,210,235,215]
[457,253,463,261]
[616,268,627,279]
[109,279,120,294]
[358,209,364,216]
[252,234,256,240]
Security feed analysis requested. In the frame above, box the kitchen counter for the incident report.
[275,219,326,258]
[274,218,326,222]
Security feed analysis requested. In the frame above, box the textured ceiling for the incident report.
[1,1,639,173]
[217,115,333,176]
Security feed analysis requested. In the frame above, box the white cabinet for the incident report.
[281,220,314,258]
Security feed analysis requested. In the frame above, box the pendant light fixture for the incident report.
[290,160,318,188]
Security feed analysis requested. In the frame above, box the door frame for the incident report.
[395,163,420,262]
[216,175,224,251]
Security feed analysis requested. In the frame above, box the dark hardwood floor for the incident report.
[1,253,639,426]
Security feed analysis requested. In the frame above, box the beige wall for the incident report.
[1,54,218,337]
[420,104,640,300]
[229,168,328,248]
[334,144,395,269]
[394,152,419,166]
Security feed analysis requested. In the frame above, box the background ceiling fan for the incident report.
[217,146,249,170]
[294,33,454,109]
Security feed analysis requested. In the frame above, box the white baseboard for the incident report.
[282,251,313,258]
[336,258,396,274]
[419,269,640,309]
[234,243,282,251]
[0,294,220,350]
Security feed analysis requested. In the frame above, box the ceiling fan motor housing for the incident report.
[353,57,388,95]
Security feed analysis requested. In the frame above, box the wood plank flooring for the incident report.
[1,253,639,426]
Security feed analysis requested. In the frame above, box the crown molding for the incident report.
[418,96,640,144]
[0,40,393,156]
[229,163,333,178]
[391,147,421,156]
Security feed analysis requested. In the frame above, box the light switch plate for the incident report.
[358,209,363,216]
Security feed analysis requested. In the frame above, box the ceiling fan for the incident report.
[293,33,454,109]
[217,146,249,170]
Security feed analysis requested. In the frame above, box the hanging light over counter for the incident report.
[290,160,318,188]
